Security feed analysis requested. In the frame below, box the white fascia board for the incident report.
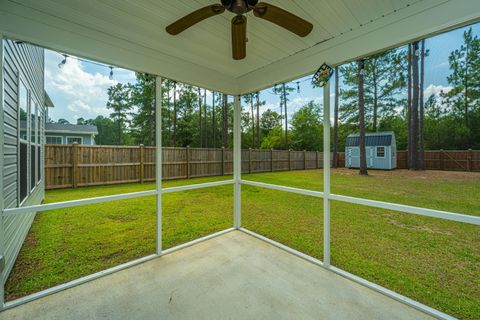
[0,1,239,95]
[236,0,480,95]
[45,130,97,135]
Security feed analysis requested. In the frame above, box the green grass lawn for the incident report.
[5,169,480,319]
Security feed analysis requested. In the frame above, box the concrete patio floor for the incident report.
[2,230,434,320]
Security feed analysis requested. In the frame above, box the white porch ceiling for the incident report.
[1,0,479,94]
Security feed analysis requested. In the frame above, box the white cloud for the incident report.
[45,52,136,122]
[423,84,452,98]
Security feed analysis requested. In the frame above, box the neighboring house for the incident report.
[345,131,397,170]
[1,39,46,278]
[45,123,98,145]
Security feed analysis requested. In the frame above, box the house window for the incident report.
[30,101,39,190]
[33,101,42,185]
[46,136,62,144]
[376,146,386,158]
[67,136,83,144]
[19,80,29,204]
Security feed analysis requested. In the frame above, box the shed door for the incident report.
[368,148,374,168]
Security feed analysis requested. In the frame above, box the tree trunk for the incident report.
[464,36,470,144]
[222,93,228,148]
[256,92,260,148]
[411,41,420,170]
[166,82,171,146]
[204,89,207,147]
[173,82,177,147]
[372,62,378,132]
[283,83,288,149]
[149,101,154,146]
[118,117,122,145]
[419,40,425,170]
[358,59,368,175]
[250,94,255,148]
[332,67,339,168]
[198,88,202,148]
[212,92,216,148]
[407,44,412,169]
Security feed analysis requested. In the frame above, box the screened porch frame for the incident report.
[0,30,479,320]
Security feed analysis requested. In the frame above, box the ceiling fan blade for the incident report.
[232,15,247,60]
[166,4,225,35]
[253,2,313,37]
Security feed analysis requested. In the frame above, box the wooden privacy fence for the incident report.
[45,144,480,190]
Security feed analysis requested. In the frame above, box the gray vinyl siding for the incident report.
[2,39,45,282]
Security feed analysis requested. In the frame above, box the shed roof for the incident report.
[346,132,395,147]
[45,123,98,135]
[1,0,478,94]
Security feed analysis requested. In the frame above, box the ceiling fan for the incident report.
[166,0,313,60]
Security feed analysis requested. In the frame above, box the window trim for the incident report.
[18,77,30,205]
[46,135,63,144]
[67,136,83,145]
[375,146,386,158]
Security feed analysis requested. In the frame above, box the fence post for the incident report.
[139,144,144,183]
[288,149,292,171]
[440,149,444,170]
[186,146,191,179]
[468,149,473,171]
[249,148,252,174]
[72,142,78,188]
[304,150,307,170]
[271,149,274,172]
[316,151,319,169]
[221,147,225,176]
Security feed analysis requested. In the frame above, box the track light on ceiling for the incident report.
[58,54,67,69]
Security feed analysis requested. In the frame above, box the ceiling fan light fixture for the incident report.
[166,0,313,59]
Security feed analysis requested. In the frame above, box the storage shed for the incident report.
[345,132,397,170]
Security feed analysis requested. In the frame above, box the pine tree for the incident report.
[173,82,177,147]
[222,94,228,148]
[129,73,156,146]
[243,94,256,148]
[410,41,420,170]
[255,92,263,148]
[339,48,406,130]
[407,43,412,168]
[198,87,203,147]
[107,83,131,145]
[358,59,368,175]
[333,67,340,167]
[212,91,216,148]
[273,83,295,149]
[441,27,480,147]
[419,40,426,170]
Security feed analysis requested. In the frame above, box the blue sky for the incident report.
[46,22,479,123]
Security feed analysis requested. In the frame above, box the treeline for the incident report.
[333,27,479,172]
[52,27,480,162]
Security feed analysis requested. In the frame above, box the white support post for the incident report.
[155,76,163,255]
[0,33,5,309]
[233,95,241,229]
[323,81,331,267]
